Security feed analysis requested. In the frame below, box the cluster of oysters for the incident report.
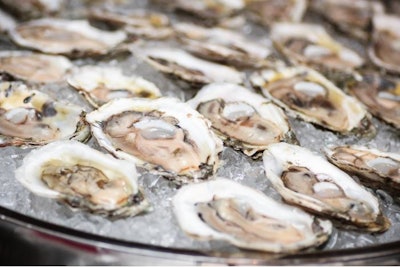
[0,0,399,255]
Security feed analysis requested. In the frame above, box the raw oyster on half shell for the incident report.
[0,51,73,83]
[263,143,390,232]
[271,23,364,74]
[250,66,374,136]
[15,140,151,218]
[173,22,284,69]
[369,14,400,74]
[325,145,400,195]
[187,83,297,158]
[0,81,90,147]
[88,7,173,40]
[310,0,384,40]
[173,178,332,253]
[67,65,162,108]
[86,97,223,184]
[245,0,307,27]
[8,18,127,57]
[138,47,244,88]
[345,72,400,129]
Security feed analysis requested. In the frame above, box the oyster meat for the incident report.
[86,97,223,184]
[369,14,400,74]
[0,51,73,83]
[173,178,332,253]
[325,145,400,195]
[271,23,364,73]
[15,140,151,218]
[250,66,374,135]
[245,0,307,27]
[67,65,162,108]
[345,72,400,129]
[263,143,390,232]
[138,47,244,88]
[173,22,283,69]
[187,83,297,158]
[0,81,90,147]
[8,18,127,57]
[310,0,384,40]
[88,8,173,40]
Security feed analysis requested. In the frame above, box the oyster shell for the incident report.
[0,0,64,19]
[0,51,73,83]
[15,140,151,218]
[325,145,400,195]
[0,81,90,147]
[345,72,400,129]
[86,97,223,184]
[310,0,384,40]
[263,142,390,232]
[369,14,400,74]
[271,23,364,74]
[245,0,307,27]
[187,83,297,158]
[155,0,244,23]
[67,65,162,108]
[8,18,127,57]
[173,178,332,253]
[138,47,244,88]
[88,8,173,40]
[0,8,16,33]
[250,66,374,135]
[173,22,284,69]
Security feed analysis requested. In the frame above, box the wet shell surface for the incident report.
[0,81,90,147]
[325,145,400,195]
[345,72,400,129]
[250,66,374,135]
[369,14,400,74]
[263,143,390,232]
[138,47,244,88]
[187,83,297,158]
[173,22,283,68]
[15,140,151,218]
[0,51,73,83]
[67,65,162,108]
[8,18,127,57]
[245,0,307,27]
[172,178,332,253]
[271,22,364,73]
[86,97,223,184]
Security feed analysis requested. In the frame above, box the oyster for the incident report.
[155,0,244,23]
[67,65,162,108]
[325,145,400,195]
[86,97,223,184]
[187,83,297,158]
[0,0,64,19]
[0,8,16,33]
[173,178,332,253]
[271,23,364,73]
[345,72,400,129]
[245,0,307,27]
[263,143,390,232]
[310,0,384,40]
[0,51,73,83]
[88,8,173,40]
[173,22,284,69]
[369,14,400,74]
[138,47,244,88]
[15,140,151,218]
[250,66,374,135]
[0,81,90,147]
[8,18,127,57]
